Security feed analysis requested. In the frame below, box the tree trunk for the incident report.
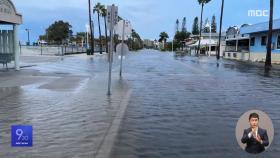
[98,13,103,54]
[104,17,108,53]
[197,3,204,56]
[265,0,273,69]
[88,0,94,55]
[217,0,224,60]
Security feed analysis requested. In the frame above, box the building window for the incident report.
[226,40,237,52]
[238,39,250,52]
[233,53,237,58]
[261,36,267,46]
[277,35,280,49]
[250,37,255,46]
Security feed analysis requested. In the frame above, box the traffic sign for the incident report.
[107,5,118,31]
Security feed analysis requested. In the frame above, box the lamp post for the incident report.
[25,28,30,46]
[205,22,212,56]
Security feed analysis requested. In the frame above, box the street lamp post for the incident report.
[25,29,30,46]
[206,22,212,56]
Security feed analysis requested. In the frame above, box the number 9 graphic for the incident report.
[16,129,23,140]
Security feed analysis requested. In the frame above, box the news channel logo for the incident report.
[11,125,33,147]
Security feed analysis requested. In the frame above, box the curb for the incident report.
[94,89,132,158]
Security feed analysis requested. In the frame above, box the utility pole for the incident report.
[217,0,224,60]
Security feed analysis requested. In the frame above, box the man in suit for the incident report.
[241,113,269,154]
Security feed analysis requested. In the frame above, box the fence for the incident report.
[19,45,88,56]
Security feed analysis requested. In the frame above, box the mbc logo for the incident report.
[248,10,269,17]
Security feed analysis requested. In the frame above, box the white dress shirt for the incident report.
[248,127,258,138]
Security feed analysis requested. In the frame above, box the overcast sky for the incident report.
[11,0,280,43]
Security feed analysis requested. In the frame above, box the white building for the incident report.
[187,33,226,56]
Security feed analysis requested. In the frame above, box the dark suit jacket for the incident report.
[241,127,269,154]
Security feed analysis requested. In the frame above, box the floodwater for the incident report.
[111,50,280,158]
[1,50,280,157]
[0,54,129,157]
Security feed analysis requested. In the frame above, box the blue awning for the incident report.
[240,18,280,34]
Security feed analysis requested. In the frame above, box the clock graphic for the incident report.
[11,125,33,147]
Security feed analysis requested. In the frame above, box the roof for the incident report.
[226,36,250,41]
[0,0,23,24]
[240,18,280,34]
[191,32,226,37]
[188,39,217,47]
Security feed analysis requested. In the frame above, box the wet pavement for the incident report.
[0,54,130,157]
[111,50,280,158]
[1,50,280,158]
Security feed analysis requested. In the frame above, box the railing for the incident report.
[19,45,107,56]
[19,45,89,56]
[225,46,249,52]
[237,46,249,52]
[225,46,236,52]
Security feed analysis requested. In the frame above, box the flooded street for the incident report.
[2,0,280,157]
[0,50,280,157]
[0,54,130,157]
[111,50,280,158]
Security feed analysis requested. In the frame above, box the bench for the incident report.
[0,53,14,69]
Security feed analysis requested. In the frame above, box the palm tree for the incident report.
[94,2,103,54]
[88,0,94,55]
[159,32,169,48]
[265,0,274,69]
[197,0,211,56]
[217,0,224,60]
[100,5,108,53]
[176,19,179,32]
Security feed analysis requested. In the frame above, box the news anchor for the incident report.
[241,113,269,154]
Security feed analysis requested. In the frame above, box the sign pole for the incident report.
[120,20,125,77]
[107,5,115,95]
[107,6,113,95]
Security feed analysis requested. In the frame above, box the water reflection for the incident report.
[112,51,280,158]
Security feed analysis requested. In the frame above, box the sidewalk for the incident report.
[1,52,110,71]
[0,54,131,158]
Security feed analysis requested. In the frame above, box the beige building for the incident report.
[143,39,154,48]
